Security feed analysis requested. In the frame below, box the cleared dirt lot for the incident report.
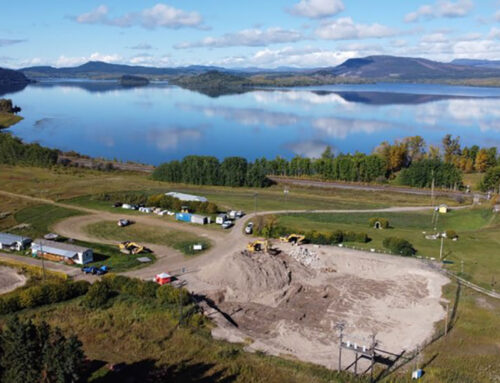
[187,244,449,370]
[0,266,27,294]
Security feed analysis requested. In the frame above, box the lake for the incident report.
[3,81,500,165]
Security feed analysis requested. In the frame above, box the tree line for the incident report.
[153,135,499,189]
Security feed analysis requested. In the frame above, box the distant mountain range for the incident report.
[0,55,498,97]
[16,55,500,82]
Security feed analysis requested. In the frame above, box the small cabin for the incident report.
[438,204,449,214]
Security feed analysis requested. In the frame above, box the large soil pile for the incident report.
[190,244,449,370]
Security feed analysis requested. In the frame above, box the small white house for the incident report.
[31,240,93,265]
[216,214,227,225]
[0,233,32,251]
[165,192,208,203]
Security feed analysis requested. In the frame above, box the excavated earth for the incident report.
[186,244,449,370]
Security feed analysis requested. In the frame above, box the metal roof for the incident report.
[32,240,91,258]
[165,192,208,202]
[0,232,31,245]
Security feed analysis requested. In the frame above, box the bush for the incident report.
[446,230,458,239]
[329,230,344,244]
[82,281,112,309]
[368,217,390,229]
[383,237,416,256]
[156,284,191,306]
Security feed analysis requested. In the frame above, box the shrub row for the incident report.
[0,280,90,315]
[305,229,370,245]
[382,237,416,256]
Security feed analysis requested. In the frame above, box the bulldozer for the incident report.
[280,234,306,245]
[119,241,148,255]
[246,240,280,255]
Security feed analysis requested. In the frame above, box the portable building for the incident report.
[191,215,208,225]
[176,213,192,222]
[0,233,32,251]
[216,214,227,224]
[155,272,172,285]
[122,204,133,210]
[438,204,449,214]
[31,240,93,265]
[165,192,208,202]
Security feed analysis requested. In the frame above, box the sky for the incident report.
[1,0,500,69]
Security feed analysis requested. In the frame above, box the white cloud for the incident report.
[146,128,202,151]
[76,5,109,24]
[130,42,153,50]
[0,38,26,47]
[175,28,303,49]
[215,46,358,68]
[315,17,397,40]
[496,9,500,21]
[405,0,474,23]
[55,52,122,67]
[289,0,344,19]
[75,3,204,29]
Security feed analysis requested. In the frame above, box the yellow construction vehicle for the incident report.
[246,240,280,255]
[280,234,306,245]
[247,240,269,252]
[119,241,147,255]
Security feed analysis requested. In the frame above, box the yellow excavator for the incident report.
[119,241,148,255]
[247,240,280,255]
[247,240,269,252]
[280,234,306,245]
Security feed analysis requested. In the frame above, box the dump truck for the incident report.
[280,234,306,245]
[119,241,148,255]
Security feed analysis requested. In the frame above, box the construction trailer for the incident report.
[176,212,192,222]
[31,240,93,265]
[0,233,32,251]
[191,214,209,225]
[216,214,228,225]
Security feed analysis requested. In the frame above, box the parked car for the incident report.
[117,219,131,227]
[245,222,253,235]
[82,266,109,275]
[222,220,233,229]
[113,202,123,208]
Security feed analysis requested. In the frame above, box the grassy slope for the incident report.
[14,294,364,383]
[276,208,500,289]
[84,221,212,256]
[0,113,22,129]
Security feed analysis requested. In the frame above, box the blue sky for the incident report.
[1,0,500,68]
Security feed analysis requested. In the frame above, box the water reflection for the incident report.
[3,81,500,164]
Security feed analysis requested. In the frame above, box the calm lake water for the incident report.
[4,81,500,165]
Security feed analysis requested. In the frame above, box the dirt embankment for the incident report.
[189,244,449,370]
[0,266,27,294]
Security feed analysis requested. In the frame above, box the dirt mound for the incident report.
[200,251,313,304]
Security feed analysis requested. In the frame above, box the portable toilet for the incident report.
[412,369,424,380]
[176,213,192,222]
[155,273,172,285]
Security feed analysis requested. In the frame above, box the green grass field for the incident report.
[84,221,212,256]
[0,113,22,129]
[276,207,500,289]
[0,165,464,213]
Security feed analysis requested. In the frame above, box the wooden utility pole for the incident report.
[336,322,345,371]
[445,301,450,336]
[439,236,444,261]
[370,334,376,383]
